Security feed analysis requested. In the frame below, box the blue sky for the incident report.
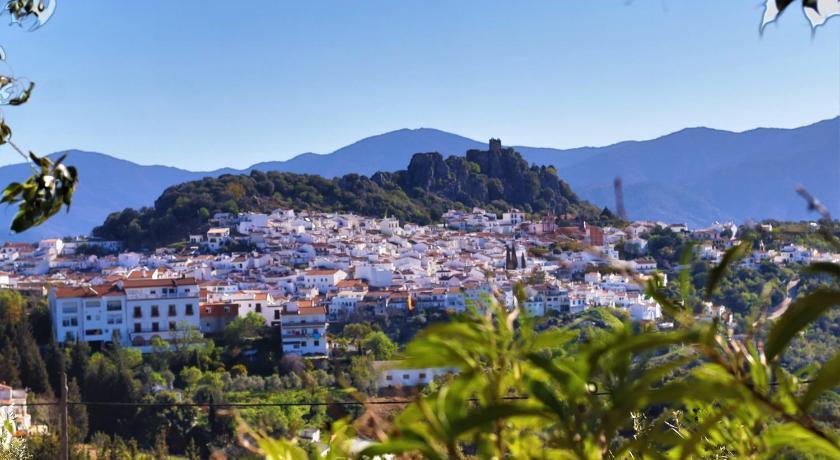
[0,0,837,169]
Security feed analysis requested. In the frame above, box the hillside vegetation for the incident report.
[93,141,602,249]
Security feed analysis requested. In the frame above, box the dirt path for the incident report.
[769,277,800,320]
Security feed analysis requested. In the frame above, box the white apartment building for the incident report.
[379,217,401,236]
[629,302,662,322]
[237,212,270,234]
[50,283,128,345]
[374,361,457,389]
[502,209,526,226]
[328,290,366,320]
[281,302,328,356]
[206,228,231,251]
[122,277,200,345]
[301,269,347,294]
[207,289,283,328]
[353,262,394,288]
[49,277,200,351]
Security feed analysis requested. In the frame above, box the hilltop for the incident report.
[92,141,603,249]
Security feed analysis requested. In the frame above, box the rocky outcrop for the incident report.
[377,139,584,215]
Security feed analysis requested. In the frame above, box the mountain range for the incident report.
[0,117,837,242]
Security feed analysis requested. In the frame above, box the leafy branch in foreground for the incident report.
[0,0,77,233]
[1,151,76,232]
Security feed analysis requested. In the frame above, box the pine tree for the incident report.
[505,245,512,269]
[68,378,89,444]
[512,249,519,269]
[43,337,66,396]
[521,253,526,269]
[0,337,22,387]
[16,323,51,393]
[67,340,91,386]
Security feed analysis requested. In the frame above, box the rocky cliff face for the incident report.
[373,139,585,215]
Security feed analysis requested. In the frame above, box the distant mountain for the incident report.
[0,117,837,241]
[0,151,206,242]
[555,118,840,226]
[249,128,486,177]
[93,142,601,250]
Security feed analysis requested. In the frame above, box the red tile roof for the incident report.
[122,277,197,288]
[54,284,122,298]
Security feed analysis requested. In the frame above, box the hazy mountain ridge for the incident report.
[0,117,837,241]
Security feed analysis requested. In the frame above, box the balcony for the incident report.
[282,321,326,328]
[281,329,322,339]
[125,291,195,301]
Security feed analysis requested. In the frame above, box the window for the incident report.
[150,290,156,295]
[256,303,262,313]
[134,323,141,333]
[152,322,159,332]
[386,375,393,381]
[133,306,142,318]
[106,300,122,311]
[185,304,194,315]
[314,340,319,346]
[168,304,177,316]
[85,300,101,309]
[274,310,280,320]
[403,374,410,380]
[62,301,79,314]
[151,306,160,317]
[419,373,427,379]
[169,322,176,331]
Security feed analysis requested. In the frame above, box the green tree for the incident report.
[360,331,397,360]
[15,324,50,393]
[179,366,202,390]
[223,312,266,346]
[0,338,21,387]
[66,339,91,385]
[342,322,373,351]
[67,378,88,445]
[348,355,376,394]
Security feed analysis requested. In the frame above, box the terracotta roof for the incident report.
[122,277,197,288]
[297,306,326,315]
[54,284,122,298]
[304,269,341,276]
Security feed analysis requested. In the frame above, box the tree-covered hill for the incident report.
[93,141,602,250]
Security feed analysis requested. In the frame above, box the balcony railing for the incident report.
[125,291,195,300]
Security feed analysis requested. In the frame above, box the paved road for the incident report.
[769,277,800,320]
